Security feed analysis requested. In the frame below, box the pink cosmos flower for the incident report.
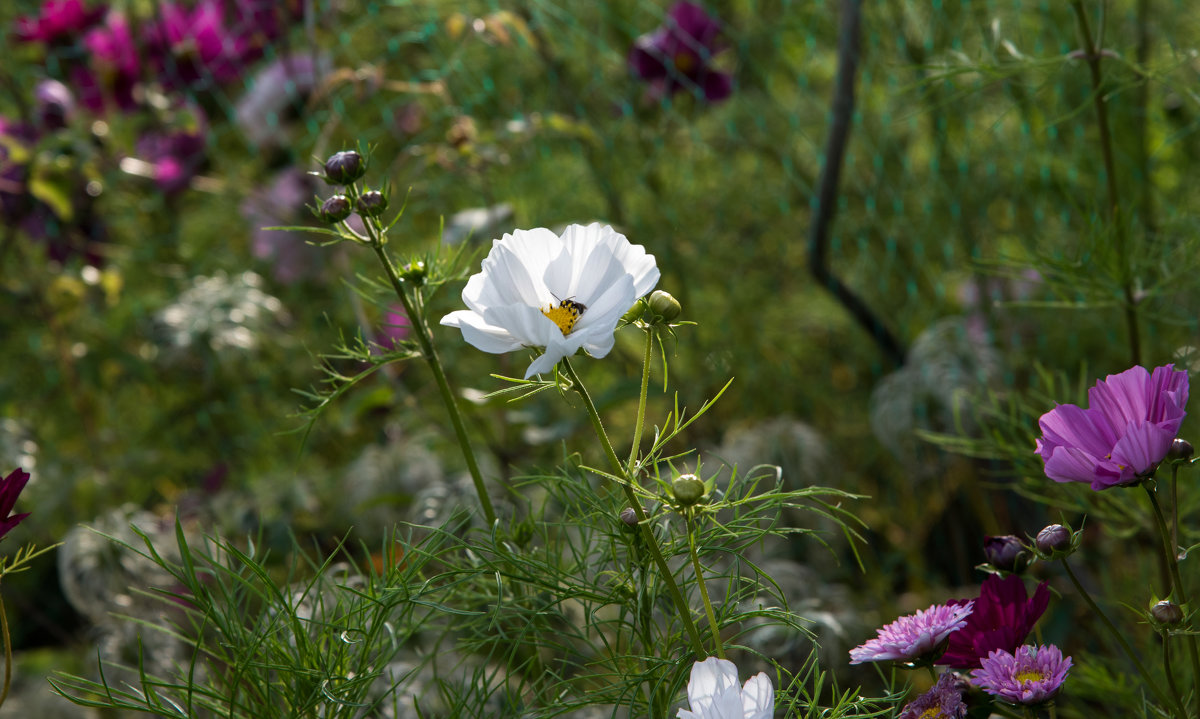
[849,602,974,665]
[971,644,1072,705]
[936,574,1050,670]
[1036,364,1188,490]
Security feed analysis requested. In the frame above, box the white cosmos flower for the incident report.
[679,657,775,719]
[440,223,660,379]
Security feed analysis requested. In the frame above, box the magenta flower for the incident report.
[849,602,973,665]
[937,574,1050,670]
[379,306,411,346]
[14,0,106,44]
[73,10,140,112]
[971,644,1071,705]
[144,0,247,90]
[132,106,208,195]
[0,468,31,540]
[1036,364,1189,490]
[629,1,732,103]
[898,673,967,719]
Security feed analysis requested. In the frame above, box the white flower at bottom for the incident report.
[440,223,660,379]
[679,657,775,719]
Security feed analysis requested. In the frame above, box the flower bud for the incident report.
[401,260,427,285]
[671,474,705,506]
[356,190,388,217]
[983,535,1031,574]
[323,150,365,185]
[319,195,352,223]
[619,507,639,529]
[647,290,682,322]
[1150,600,1184,626]
[621,300,646,325]
[1035,524,1073,557]
[1168,438,1194,462]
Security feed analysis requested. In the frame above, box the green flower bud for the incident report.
[401,260,427,285]
[647,290,682,321]
[323,150,365,185]
[621,300,646,325]
[1150,600,1184,626]
[356,190,388,217]
[319,195,352,223]
[672,474,705,506]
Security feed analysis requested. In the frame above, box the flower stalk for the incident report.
[1060,557,1183,718]
[560,357,706,656]
[1143,484,1200,715]
[627,328,654,469]
[351,188,497,527]
[686,514,726,659]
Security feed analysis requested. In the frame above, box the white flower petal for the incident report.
[482,304,559,349]
[439,310,524,353]
[688,659,741,708]
[741,674,775,719]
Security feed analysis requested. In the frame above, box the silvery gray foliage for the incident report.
[152,271,289,355]
[0,418,36,480]
[733,559,864,675]
[441,203,514,246]
[407,473,514,530]
[338,436,446,542]
[57,505,201,693]
[710,418,832,492]
[869,316,1003,473]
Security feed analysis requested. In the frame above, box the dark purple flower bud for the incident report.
[1151,600,1184,626]
[356,190,388,217]
[672,474,705,506]
[319,195,352,223]
[619,507,639,528]
[0,468,32,540]
[984,535,1031,574]
[648,290,682,322]
[323,150,365,185]
[1035,524,1074,558]
[1167,438,1194,462]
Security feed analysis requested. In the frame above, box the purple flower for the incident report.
[379,305,411,346]
[629,1,732,103]
[240,167,328,284]
[132,105,208,195]
[1036,364,1189,490]
[234,53,330,147]
[14,0,106,44]
[971,644,1071,705]
[937,575,1049,670]
[849,602,974,665]
[0,468,32,540]
[898,673,967,719]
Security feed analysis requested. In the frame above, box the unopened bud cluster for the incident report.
[314,150,392,232]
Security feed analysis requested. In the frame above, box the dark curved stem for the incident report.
[807,0,905,368]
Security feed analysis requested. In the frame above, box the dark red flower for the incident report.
[144,0,248,90]
[936,574,1050,670]
[0,468,32,540]
[628,1,732,103]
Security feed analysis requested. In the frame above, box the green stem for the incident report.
[560,357,706,657]
[627,329,654,469]
[1069,0,1140,367]
[1060,558,1184,718]
[686,515,726,659]
[0,592,10,710]
[925,665,938,685]
[1144,485,1200,716]
[1163,629,1183,716]
[369,243,496,527]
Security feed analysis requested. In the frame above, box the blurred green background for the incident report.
[3,0,1200,712]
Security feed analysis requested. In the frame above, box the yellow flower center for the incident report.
[542,298,586,336]
[1015,670,1044,684]
[674,52,696,73]
[918,709,943,719]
